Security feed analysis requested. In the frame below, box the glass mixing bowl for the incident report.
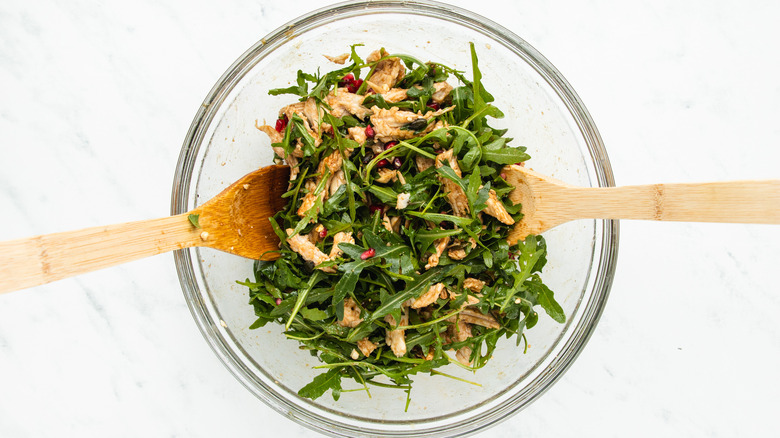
[171,1,618,436]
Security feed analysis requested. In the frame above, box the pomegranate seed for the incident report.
[338,73,355,87]
[383,141,398,150]
[274,115,288,132]
[376,158,390,168]
[500,173,507,180]
[347,78,363,93]
[369,204,384,214]
[360,248,376,260]
[275,298,282,305]
[318,227,328,238]
[365,125,375,138]
[427,102,440,111]
[392,157,402,169]
[508,252,515,260]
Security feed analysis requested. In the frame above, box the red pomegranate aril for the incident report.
[365,125,375,138]
[427,102,440,111]
[338,73,355,87]
[392,157,402,169]
[274,298,282,305]
[319,228,328,238]
[360,248,376,260]
[347,78,363,93]
[274,115,288,132]
[384,141,398,150]
[376,158,390,168]
[369,204,383,214]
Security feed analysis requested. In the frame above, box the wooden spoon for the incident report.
[504,164,780,244]
[0,165,290,294]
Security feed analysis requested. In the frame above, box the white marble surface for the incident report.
[1,0,779,436]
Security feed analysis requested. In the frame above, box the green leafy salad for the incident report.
[246,43,565,406]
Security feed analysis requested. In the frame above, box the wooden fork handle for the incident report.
[0,214,200,294]
[568,180,780,223]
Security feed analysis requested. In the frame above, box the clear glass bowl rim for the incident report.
[170,1,619,436]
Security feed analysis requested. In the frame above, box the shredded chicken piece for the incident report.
[384,310,409,357]
[357,338,379,357]
[328,231,355,259]
[254,122,293,172]
[326,88,371,119]
[366,49,383,63]
[310,224,326,244]
[396,192,410,209]
[286,155,300,181]
[255,122,283,144]
[365,49,405,94]
[456,346,473,366]
[448,247,466,260]
[425,235,451,270]
[329,169,346,196]
[369,106,422,142]
[319,150,343,174]
[416,155,434,172]
[303,98,324,130]
[435,150,469,217]
[280,99,322,145]
[297,179,320,217]
[296,150,343,218]
[447,319,474,366]
[338,297,363,328]
[382,214,402,234]
[382,88,408,103]
[324,53,349,64]
[411,283,445,309]
[286,229,329,266]
[435,149,462,176]
[448,290,481,306]
[483,189,515,225]
[375,168,397,184]
[369,105,454,142]
[290,142,305,158]
[458,308,500,329]
[347,126,367,145]
[463,278,486,293]
[431,81,453,103]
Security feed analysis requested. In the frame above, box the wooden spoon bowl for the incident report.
[0,165,290,294]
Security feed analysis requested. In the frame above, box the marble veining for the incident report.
[0,0,778,437]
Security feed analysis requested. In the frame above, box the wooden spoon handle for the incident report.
[0,214,200,294]
[567,180,780,223]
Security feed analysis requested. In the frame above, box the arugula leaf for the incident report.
[369,266,453,322]
[298,368,343,401]
[187,213,200,228]
[482,147,531,165]
[526,275,566,323]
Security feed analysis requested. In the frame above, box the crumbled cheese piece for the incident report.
[396,192,410,209]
